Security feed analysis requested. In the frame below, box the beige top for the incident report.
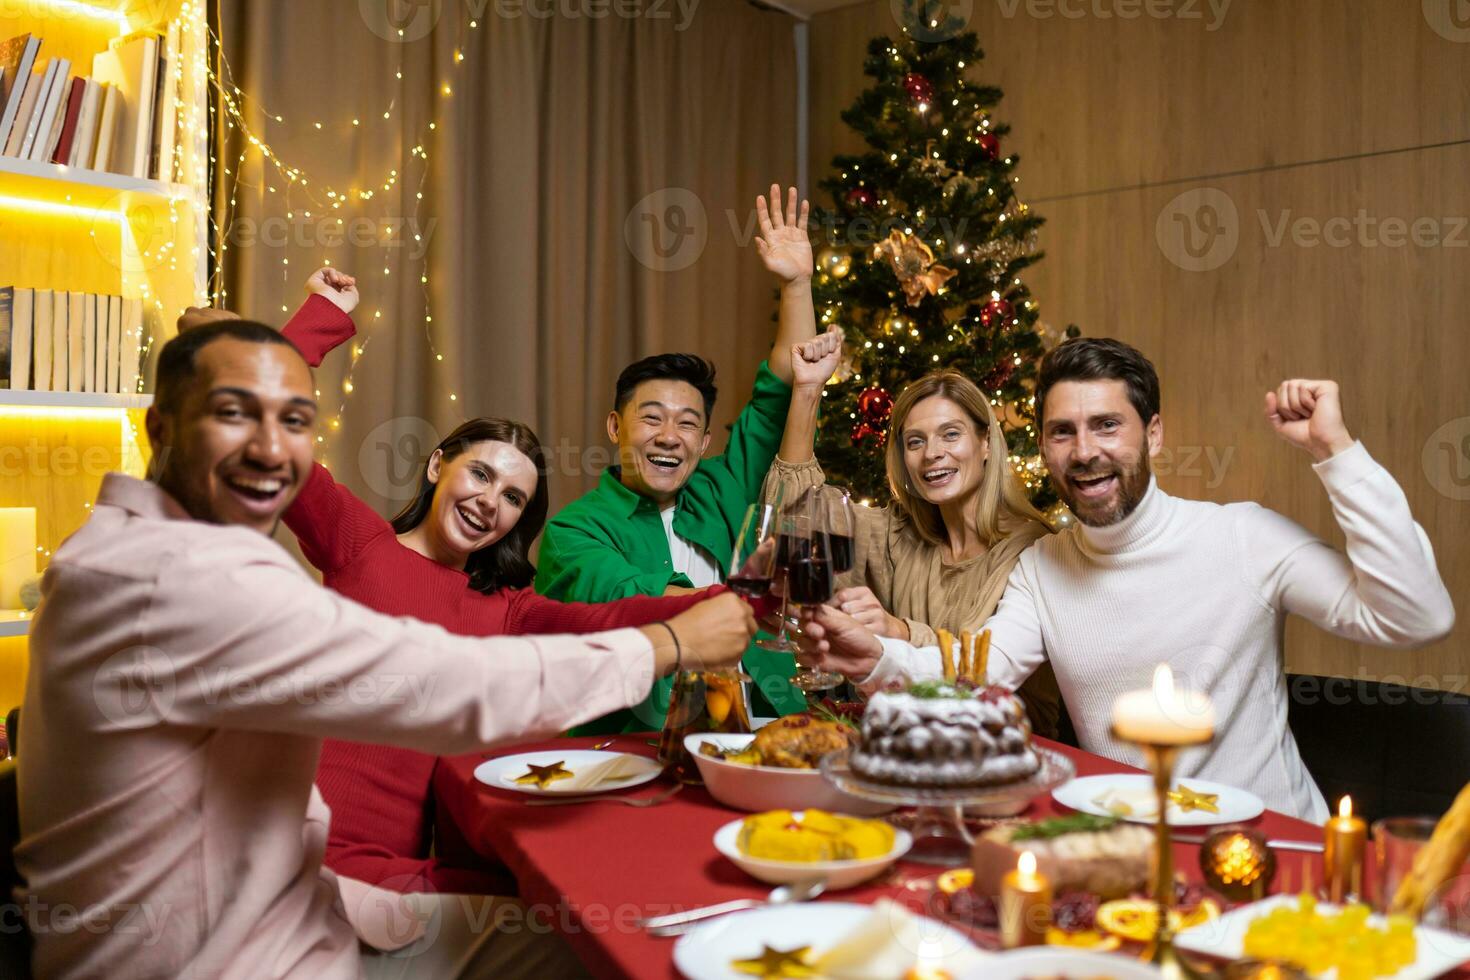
[762,456,1063,737]
[18,474,659,980]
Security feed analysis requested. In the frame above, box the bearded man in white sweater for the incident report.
[798,338,1454,820]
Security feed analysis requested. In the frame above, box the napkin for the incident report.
[563,753,651,791]
[811,899,984,979]
[1092,785,1160,819]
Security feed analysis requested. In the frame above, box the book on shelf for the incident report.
[0,287,148,395]
[0,30,178,180]
[0,34,40,149]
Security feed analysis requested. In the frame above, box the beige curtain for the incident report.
[215,0,798,523]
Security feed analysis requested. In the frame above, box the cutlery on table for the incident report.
[590,739,616,750]
[1172,833,1324,853]
[639,877,827,937]
[524,783,684,808]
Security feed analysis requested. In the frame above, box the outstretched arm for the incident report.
[754,185,816,384]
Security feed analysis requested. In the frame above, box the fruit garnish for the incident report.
[512,761,573,788]
[731,944,816,978]
[1045,927,1121,951]
[936,868,973,895]
[1168,783,1221,814]
[706,686,733,724]
[1095,898,1220,942]
[1242,894,1416,979]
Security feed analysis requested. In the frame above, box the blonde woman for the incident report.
[764,369,1063,736]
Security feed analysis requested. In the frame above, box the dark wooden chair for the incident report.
[1286,673,1470,822]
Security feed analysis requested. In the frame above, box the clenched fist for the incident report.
[306,267,360,316]
[1265,379,1354,462]
[791,327,843,391]
[648,592,757,675]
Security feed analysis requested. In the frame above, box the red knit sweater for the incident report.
[281,296,714,894]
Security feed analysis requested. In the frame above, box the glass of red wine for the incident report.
[754,482,802,654]
[727,503,779,602]
[788,490,844,693]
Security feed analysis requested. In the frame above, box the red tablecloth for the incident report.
[431,735,1463,978]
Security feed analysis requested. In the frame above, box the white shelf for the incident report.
[0,613,30,639]
[0,390,152,409]
[0,156,189,203]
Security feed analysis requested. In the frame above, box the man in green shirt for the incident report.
[536,186,838,732]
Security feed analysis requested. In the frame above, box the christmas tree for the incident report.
[809,1,1076,510]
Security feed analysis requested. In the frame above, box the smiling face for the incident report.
[900,395,989,508]
[146,337,317,534]
[1040,378,1162,527]
[421,440,539,563]
[607,379,712,506]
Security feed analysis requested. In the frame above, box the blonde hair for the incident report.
[883,369,1049,548]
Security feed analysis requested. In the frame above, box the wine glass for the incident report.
[754,483,801,654]
[787,490,843,693]
[728,502,779,600]
[819,485,858,579]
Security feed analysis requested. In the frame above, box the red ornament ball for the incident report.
[856,386,895,427]
[845,187,877,210]
[979,297,1013,328]
[903,73,935,106]
[978,132,1001,161]
[981,359,1015,392]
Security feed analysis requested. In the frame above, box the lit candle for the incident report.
[1111,664,1216,746]
[0,508,37,610]
[1000,850,1052,948]
[1324,794,1367,903]
[901,937,952,980]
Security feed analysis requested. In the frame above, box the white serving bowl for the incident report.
[712,812,912,891]
[685,733,893,816]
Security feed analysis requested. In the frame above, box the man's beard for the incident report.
[1052,445,1152,528]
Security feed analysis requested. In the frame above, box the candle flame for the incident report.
[915,936,944,966]
[1018,850,1037,876]
[1153,663,1175,703]
[1339,795,1353,819]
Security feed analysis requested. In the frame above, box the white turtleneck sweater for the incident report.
[861,442,1455,821]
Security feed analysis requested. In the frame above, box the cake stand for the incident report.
[820,747,1076,866]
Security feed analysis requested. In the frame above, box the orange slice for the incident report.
[1097,898,1224,942]
[1045,927,1122,952]
[936,869,974,895]
[705,687,733,724]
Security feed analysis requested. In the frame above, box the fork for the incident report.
[524,783,684,808]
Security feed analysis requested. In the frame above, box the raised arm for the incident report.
[1249,380,1455,646]
[754,185,817,384]
[282,267,359,366]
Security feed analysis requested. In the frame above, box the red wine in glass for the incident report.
[786,558,834,606]
[726,575,772,599]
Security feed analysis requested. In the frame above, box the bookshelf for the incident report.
[0,0,210,712]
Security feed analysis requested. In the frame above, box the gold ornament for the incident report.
[874,230,957,307]
[1044,501,1075,531]
[514,761,574,788]
[817,247,853,279]
[731,944,816,978]
[1168,783,1221,814]
[1200,828,1277,903]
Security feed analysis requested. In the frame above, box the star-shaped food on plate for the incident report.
[730,944,816,978]
[513,761,574,789]
[1168,783,1221,814]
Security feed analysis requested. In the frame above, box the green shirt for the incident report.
[535,360,807,732]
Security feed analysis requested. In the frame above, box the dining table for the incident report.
[432,733,1469,979]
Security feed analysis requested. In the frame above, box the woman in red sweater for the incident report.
[269,270,723,896]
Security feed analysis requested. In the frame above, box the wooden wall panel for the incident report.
[809,0,1470,691]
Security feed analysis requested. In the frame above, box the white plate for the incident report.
[956,947,1163,979]
[712,812,911,890]
[687,733,893,817]
[673,902,975,980]
[1175,894,1470,979]
[473,750,663,796]
[1052,773,1265,826]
